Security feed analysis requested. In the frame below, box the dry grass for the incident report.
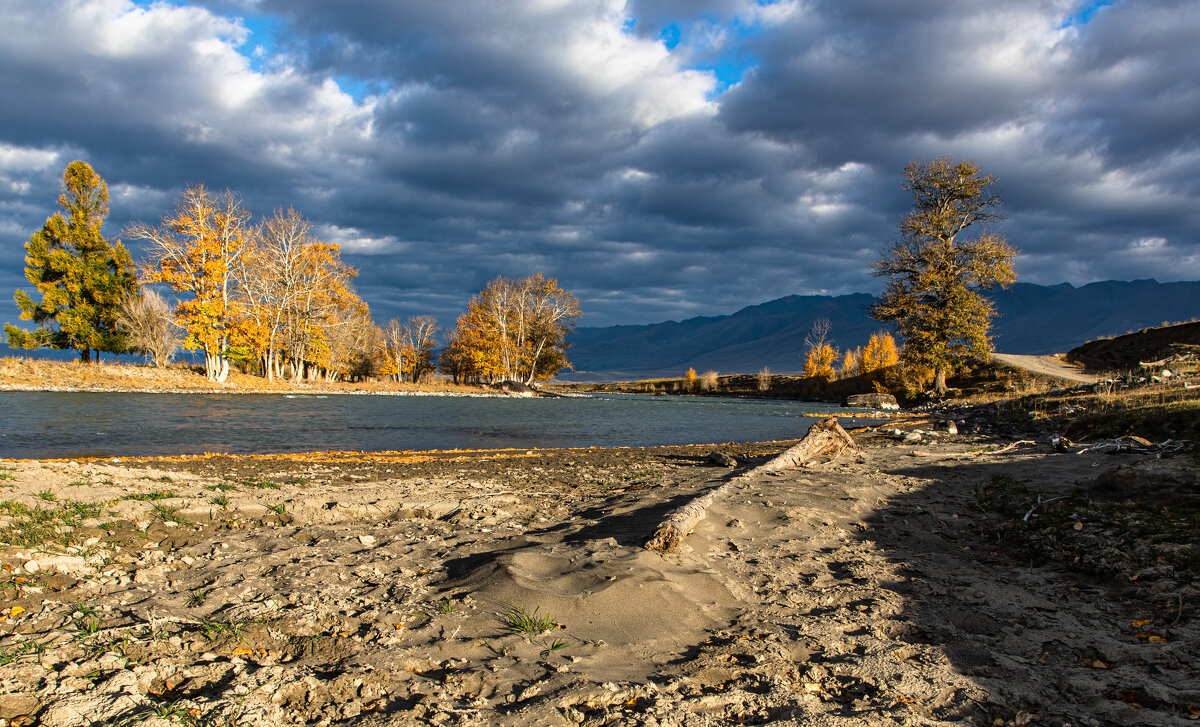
[0,357,484,396]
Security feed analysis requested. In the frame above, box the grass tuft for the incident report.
[500,603,560,637]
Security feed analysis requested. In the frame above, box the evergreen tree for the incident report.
[5,161,138,362]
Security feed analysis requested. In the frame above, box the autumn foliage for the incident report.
[441,273,581,384]
[872,158,1017,394]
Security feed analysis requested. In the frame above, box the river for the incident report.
[0,391,878,459]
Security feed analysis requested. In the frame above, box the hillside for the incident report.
[563,279,1200,380]
[1067,320,1200,370]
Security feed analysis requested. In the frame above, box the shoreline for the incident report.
[1,431,1194,725]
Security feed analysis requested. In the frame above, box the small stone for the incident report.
[358,535,377,547]
[22,560,39,574]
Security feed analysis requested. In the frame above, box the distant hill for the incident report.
[562,280,1200,381]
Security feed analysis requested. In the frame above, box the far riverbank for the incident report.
[0,357,491,397]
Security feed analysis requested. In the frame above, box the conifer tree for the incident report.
[5,161,138,362]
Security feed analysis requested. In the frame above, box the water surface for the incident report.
[0,391,874,459]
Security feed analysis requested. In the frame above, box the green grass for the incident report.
[209,494,230,508]
[187,588,210,608]
[284,476,307,486]
[242,479,281,490]
[198,617,243,641]
[152,503,190,524]
[267,502,286,516]
[124,490,178,502]
[500,604,560,637]
[35,488,57,502]
[206,482,237,492]
[0,466,16,481]
[0,639,45,666]
[440,597,455,614]
[0,499,105,548]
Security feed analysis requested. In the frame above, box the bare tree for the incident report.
[116,289,179,367]
[402,316,440,383]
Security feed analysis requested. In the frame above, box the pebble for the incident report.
[358,535,377,547]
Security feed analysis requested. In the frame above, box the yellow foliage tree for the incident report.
[841,348,859,378]
[452,273,580,383]
[871,158,1017,395]
[859,332,900,376]
[129,184,250,381]
[802,317,838,381]
[684,367,697,391]
[803,343,838,381]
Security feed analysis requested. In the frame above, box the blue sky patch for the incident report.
[1059,0,1114,28]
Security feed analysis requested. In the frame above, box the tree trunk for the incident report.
[79,348,92,364]
[934,367,948,396]
[645,417,855,553]
[524,337,548,385]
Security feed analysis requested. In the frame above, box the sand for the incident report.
[0,429,1196,726]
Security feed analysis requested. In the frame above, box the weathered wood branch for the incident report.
[645,417,855,553]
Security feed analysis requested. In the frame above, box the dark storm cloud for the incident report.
[1,0,1198,335]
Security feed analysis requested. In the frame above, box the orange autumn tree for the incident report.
[129,185,250,381]
[233,207,357,380]
[451,273,580,383]
[858,332,900,377]
[801,317,838,381]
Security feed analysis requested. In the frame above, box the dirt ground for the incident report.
[0,429,1196,726]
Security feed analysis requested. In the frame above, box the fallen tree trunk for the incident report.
[645,417,855,553]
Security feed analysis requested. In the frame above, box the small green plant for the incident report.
[500,604,559,638]
[0,639,45,666]
[0,466,17,481]
[440,597,456,614]
[243,479,281,490]
[198,617,242,641]
[111,699,199,727]
[209,494,230,508]
[36,488,57,502]
[206,482,237,492]
[187,588,210,607]
[267,502,286,516]
[67,476,92,487]
[125,490,177,502]
[541,639,570,657]
[284,476,307,486]
[152,504,190,524]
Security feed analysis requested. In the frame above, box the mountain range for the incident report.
[561,280,1200,381]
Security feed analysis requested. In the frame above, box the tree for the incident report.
[858,332,900,377]
[233,207,356,381]
[400,316,440,383]
[802,318,838,381]
[454,273,581,383]
[129,184,251,381]
[871,158,1017,395]
[117,289,179,367]
[5,161,138,362]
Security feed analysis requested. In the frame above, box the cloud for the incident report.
[0,0,1198,335]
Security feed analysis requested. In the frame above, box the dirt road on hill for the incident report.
[0,433,1195,726]
[992,353,1100,384]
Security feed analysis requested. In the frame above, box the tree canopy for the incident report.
[871,157,1017,395]
[4,161,138,362]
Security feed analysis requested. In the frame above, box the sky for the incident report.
[1,0,1197,330]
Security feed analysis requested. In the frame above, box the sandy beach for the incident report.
[0,427,1196,726]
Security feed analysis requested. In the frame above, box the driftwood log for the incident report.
[645,417,855,553]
